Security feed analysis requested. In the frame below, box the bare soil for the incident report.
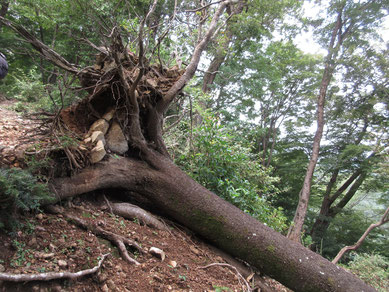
[0,199,252,292]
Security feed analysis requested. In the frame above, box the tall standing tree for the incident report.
[287,0,388,242]
[0,1,382,291]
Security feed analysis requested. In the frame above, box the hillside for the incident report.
[0,99,289,292]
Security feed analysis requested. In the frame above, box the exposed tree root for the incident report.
[0,253,109,282]
[63,213,143,265]
[110,202,169,231]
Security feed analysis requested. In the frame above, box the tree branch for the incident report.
[0,254,109,282]
[157,0,233,114]
[332,206,389,264]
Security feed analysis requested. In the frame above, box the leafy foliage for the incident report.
[0,168,52,230]
[342,253,389,292]
[176,114,288,232]
[3,67,80,112]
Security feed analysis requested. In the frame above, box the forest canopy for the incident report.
[0,0,388,291]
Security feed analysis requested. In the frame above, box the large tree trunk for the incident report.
[309,167,369,251]
[52,155,375,292]
[287,5,349,242]
[0,3,377,291]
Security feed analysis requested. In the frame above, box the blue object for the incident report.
[0,52,8,80]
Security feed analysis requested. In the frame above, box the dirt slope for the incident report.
[0,99,290,292]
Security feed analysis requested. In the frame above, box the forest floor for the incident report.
[0,97,291,291]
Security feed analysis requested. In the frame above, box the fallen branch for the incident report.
[64,213,143,265]
[0,253,109,282]
[332,206,389,264]
[207,245,277,292]
[198,262,251,292]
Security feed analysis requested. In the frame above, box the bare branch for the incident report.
[198,262,251,291]
[0,254,109,282]
[0,16,78,74]
[157,0,233,113]
[185,1,224,12]
[332,206,389,264]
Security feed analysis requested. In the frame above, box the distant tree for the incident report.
[287,0,389,242]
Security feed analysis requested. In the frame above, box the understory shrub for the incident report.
[342,253,389,292]
[4,67,80,112]
[176,114,288,232]
[0,168,52,230]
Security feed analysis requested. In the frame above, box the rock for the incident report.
[28,237,37,247]
[149,247,165,261]
[107,279,116,290]
[90,140,106,163]
[101,284,109,292]
[89,119,109,135]
[58,260,67,268]
[0,264,5,272]
[102,108,115,121]
[90,131,105,145]
[189,245,200,255]
[168,260,177,268]
[97,272,108,283]
[106,121,128,154]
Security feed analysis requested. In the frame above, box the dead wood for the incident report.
[110,202,169,231]
[0,2,379,291]
[332,206,389,264]
[198,262,251,292]
[50,156,377,292]
[63,212,143,265]
[0,253,109,282]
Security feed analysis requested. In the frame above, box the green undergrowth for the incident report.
[176,114,288,233]
[341,253,389,292]
[0,167,52,231]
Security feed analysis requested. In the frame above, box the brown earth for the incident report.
[0,197,274,292]
[0,98,291,292]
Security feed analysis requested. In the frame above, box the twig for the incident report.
[198,262,252,291]
[185,0,224,12]
[103,194,114,214]
[0,253,110,282]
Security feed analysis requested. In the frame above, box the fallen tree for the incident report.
[0,1,376,291]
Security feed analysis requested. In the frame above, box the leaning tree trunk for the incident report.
[0,4,377,291]
[51,155,375,292]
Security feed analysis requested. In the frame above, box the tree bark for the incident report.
[0,3,377,291]
[310,161,372,251]
[50,155,376,292]
[287,6,346,242]
[0,0,8,18]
